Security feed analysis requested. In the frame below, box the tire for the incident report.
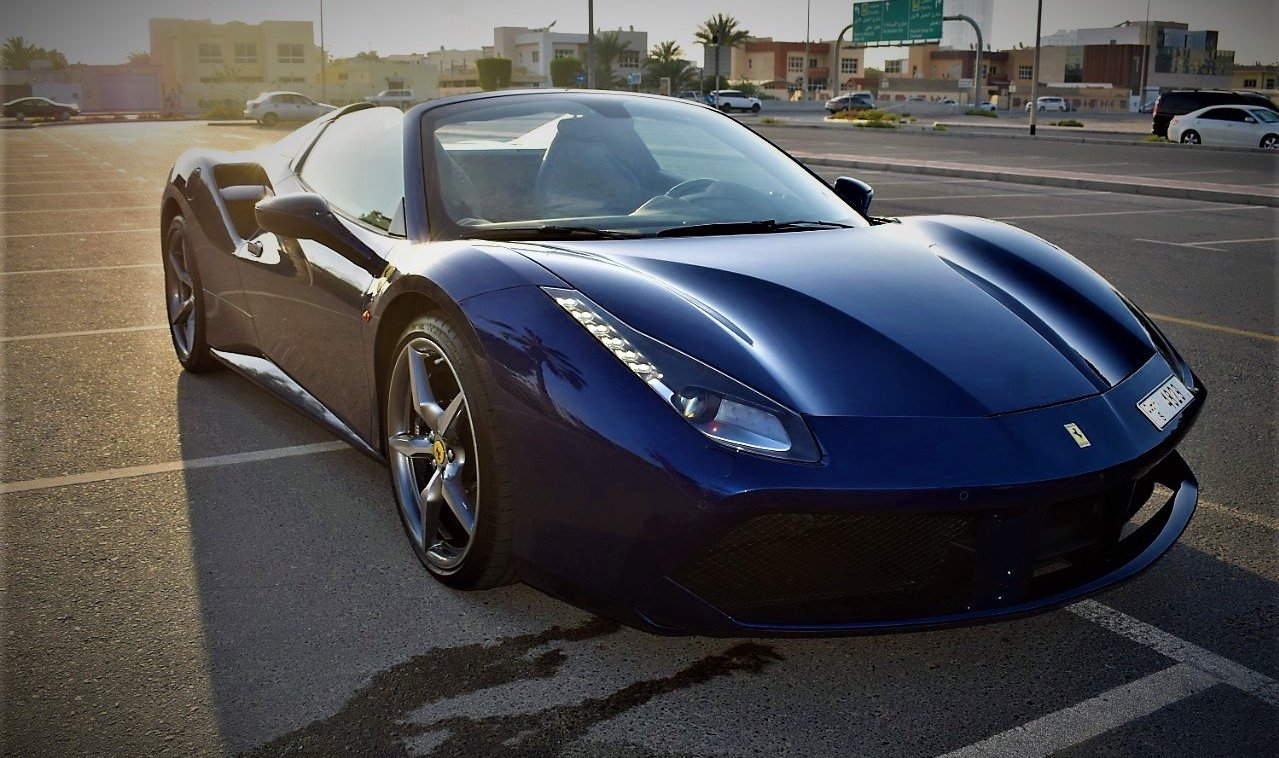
[162,216,216,372]
[719,104,731,113]
[261,111,278,126]
[14,111,24,121]
[1261,134,1279,150]
[751,103,761,113]
[1180,130,1200,145]
[57,110,71,121]
[384,314,515,589]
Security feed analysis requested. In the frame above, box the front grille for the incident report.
[676,512,978,624]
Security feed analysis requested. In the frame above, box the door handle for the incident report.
[246,240,263,257]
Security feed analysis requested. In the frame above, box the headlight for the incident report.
[545,287,820,462]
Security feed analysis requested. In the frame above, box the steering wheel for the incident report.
[664,178,721,199]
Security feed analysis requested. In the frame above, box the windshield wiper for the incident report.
[468,225,640,241]
[654,219,854,238]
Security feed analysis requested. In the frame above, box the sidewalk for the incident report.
[792,151,1279,208]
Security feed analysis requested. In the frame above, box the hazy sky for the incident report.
[5,0,1276,68]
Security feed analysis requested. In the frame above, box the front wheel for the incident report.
[751,103,761,113]
[13,111,25,121]
[162,216,216,372]
[1180,130,1201,145]
[1261,134,1279,150]
[58,110,71,121]
[385,315,514,588]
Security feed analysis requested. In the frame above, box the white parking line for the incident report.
[0,228,152,239]
[0,205,153,214]
[1147,312,1278,343]
[995,204,1267,220]
[1200,499,1279,532]
[1070,600,1279,707]
[891,190,1107,201]
[937,664,1217,758]
[0,324,167,343]
[0,263,161,276]
[1136,236,1279,252]
[0,441,350,495]
[221,133,254,141]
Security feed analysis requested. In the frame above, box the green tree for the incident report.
[44,48,68,69]
[694,13,750,91]
[2,36,40,70]
[126,51,151,65]
[475,57,512,91]
[643,40,697,92]
[550,56,585,87]
[591,29,631,89]
[353,50,381,61]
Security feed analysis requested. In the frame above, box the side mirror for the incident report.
[832,176,874,216]
[1244,116,1256,123]
[255,192,345,244]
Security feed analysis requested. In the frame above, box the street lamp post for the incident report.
[1029,0,1043,135]
[587,0,596,89]
[803,0,811,101]
[319,0,327,100]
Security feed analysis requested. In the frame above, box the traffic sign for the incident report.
[852,0,943,46]
[575,72,586,85]
[628,72,642,86]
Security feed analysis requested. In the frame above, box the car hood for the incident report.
[510,216,1161,417]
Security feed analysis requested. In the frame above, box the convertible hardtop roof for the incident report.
[404,88,719,120]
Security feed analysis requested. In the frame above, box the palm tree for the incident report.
[643,41,697,92]
[592,29,632,90]
[694,14,751,91]
[2,36,40,70]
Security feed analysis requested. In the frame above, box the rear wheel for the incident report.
[57,109,71,121]
[162,216,216,372]
[1180,130,1201,145]
[13,110,24,121]
[1261,134,1278,150]
[751,103,761,113]
[261,111,278,126]
[385,315,514,588]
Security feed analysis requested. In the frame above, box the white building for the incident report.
[940,0,994,50]
[493,26,646,87]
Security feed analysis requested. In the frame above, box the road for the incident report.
[2,121,1276,757]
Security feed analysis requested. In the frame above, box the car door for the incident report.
[1216,107,1252,147]
[1193,108,1231,144]
[238,107,403,435]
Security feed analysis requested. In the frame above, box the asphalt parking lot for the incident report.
[2,121,1276,757]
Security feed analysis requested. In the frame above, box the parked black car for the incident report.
[1151,90,1278,137]
[2,96,80,121]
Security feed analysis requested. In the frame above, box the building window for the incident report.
[554,48,574,59]
[788,55,804,72]
[234,43,257,63]
[277,43,305,64]
[884,59,902,74]
[1242,78,1257,87]
[619,50,640,68]
[841,58,859,74]
[197,43,223,64]
[276,76,305,83]
[1018,64,1033,80]
[531,50,540,63]
[809,57,819,70]
[1268,78,1276,89]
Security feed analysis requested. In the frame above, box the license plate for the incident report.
[1137,376,1192,430]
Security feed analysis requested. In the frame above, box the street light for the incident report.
[319,0,326,100]
[1029,0,1043,135]
[587,0,596,89]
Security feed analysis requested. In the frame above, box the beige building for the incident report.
[149,18,321,111]
[729,38,868,99]
[493,26,647,87]
[1231,63,1278,96]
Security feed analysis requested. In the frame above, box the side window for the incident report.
[299,107,405,233]
[1220,108,1248,122]
[1199,108,1228,120]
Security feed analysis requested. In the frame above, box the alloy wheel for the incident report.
[1181,132,1200,144]
[164,229,197,359]
[1262,135,1278,150]
[388,336,480,572]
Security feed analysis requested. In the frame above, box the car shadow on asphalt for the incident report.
[173,371,1278,757]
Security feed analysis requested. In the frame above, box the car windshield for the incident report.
[1251,109,1279,123]
[421,93,866,240]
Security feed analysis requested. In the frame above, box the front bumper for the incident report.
[463,286,1204,636]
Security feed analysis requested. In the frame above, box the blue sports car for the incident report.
[160,90,1203,635]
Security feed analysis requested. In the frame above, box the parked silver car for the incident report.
[244,92,336,126]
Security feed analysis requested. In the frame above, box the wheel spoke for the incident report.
[388,433,433,458]
[435,392,466,437]
[406,347,446,428]
[417,470,444,541]
[169,248,193,287]
[171,295,194,325]
[441,476,476,535]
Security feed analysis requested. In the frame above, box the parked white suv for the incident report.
[1026,96,1070,112]
[707,90,762,113]
[244,92,336,126]
[364,89,419,109]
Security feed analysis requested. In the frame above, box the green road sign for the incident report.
[852,0,943,46]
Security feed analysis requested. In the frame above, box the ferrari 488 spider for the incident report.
[159,90,1203,635]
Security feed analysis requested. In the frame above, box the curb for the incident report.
[797,154,1279,208]
[747,118,1274,154]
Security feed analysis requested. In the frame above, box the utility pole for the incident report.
[587,0,596,88]
[832,23,854,99]
[944,14,982,106]
[1137,0,1152,107]
[803,0,811,100]
[1029,0,1043,135]
[319,0,327,100]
